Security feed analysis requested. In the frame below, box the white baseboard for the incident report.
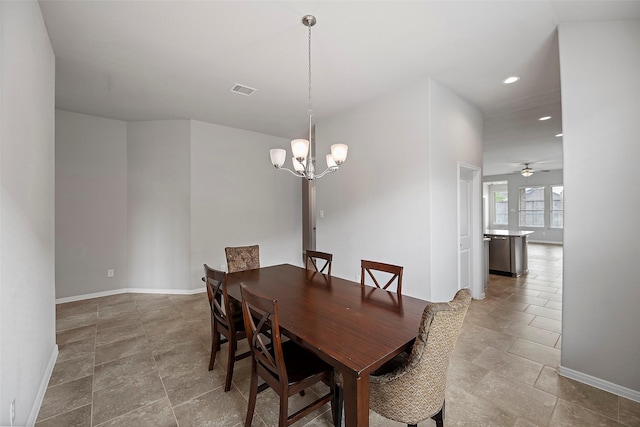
[528,240,563,245]
[28,345,58,426]
[559,366,640,403]
[56,287,206,304]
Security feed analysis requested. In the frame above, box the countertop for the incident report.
[484,229,535,237]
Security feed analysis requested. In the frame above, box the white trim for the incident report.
[28,345,58,426]
[56,287,206,304]
[528,239,563,245]
[559,366,640,403]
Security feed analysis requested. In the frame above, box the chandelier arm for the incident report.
[277,166,306,178]
[314,166,338,179]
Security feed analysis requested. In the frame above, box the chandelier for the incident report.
[269,15,348,180]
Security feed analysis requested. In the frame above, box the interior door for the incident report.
[459,175,473,290]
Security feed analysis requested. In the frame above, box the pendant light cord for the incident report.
[307,20,313,144]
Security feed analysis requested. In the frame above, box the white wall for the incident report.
[316,78,482,302]
[190,121,302,286]
[483,170,564,244]
[127,121,192,291]
[0,1,57,425]
[56,111,128,298]
[429,79,484,302]
[559,20,640,396]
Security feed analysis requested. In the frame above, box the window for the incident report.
[488,183,508,227]
[493,189,508,226]
[551,185,564,228]
[519,186,545,227]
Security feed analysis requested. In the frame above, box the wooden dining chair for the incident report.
[204,264,250,392]
[240,284,335,427]
[305,250,333,276]
[225,245,260,273]
[361,260,404,295]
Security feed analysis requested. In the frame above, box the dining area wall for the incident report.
[55,112,302,301]
[316,77,484,303]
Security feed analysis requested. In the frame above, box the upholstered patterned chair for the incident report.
[225,245,260,273]
[335,288,471,427]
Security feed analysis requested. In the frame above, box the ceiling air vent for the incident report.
[230,83,257,96]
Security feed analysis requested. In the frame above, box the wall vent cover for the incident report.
[230,83,257,96]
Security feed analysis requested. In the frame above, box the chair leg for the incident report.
[245,364,258,427]
[431,401,445,427]
[209,321,219,371]
[333,385,343,427]
[224,339,236,392]
[279,393,289,427]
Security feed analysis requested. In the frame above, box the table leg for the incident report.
[341,370,369,427]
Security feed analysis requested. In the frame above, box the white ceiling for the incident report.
[38,1,640,176]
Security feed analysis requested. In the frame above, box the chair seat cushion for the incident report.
[282,340,331,385]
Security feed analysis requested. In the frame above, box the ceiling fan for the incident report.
[511,162,551,177]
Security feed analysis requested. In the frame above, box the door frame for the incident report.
[458,162,484,300]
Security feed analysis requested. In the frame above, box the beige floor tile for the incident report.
[57,324,97,346]
[92,372,166,425]
[549,399,624,426]
[93,397,177,427]
[472,371,557,425]
[535,367,619,420]
[507,294,550,307]
[508,338,561,368]
[447,355,489,392]
[57,337,96,362]
[472,346,543,386]
[446,386,518,427]
[49,354,95,387]
[98,301,138,320]
[93,352,157,392]
[35,403,92,427]
[57,299,98,318]
[37,376,93,421]
[530,316,562,334]
[620,397,640,427]
[538,292,562,302]
[161,363,226,407]
[503,322,560,347]
[56,312,98,332]
[95,322,146,347]
[524,305,562,321]
[94,334,151,365]
[173,387,261,427]
[96,312,142,331]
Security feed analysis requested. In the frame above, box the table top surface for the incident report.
[225,263,428,375]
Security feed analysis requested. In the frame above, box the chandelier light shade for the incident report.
[269,15,348,181]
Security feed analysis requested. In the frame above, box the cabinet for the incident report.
[484,230,533,277]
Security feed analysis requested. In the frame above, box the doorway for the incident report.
[458,163,483,299]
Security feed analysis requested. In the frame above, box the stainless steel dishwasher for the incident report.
[488,235,511,272]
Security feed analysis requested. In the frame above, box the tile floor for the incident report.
[36,244,640,426]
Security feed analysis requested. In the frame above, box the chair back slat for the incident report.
[361,260,404,294]
[204,264,234,329]
[240,285,287,383]
[305,250,333,276]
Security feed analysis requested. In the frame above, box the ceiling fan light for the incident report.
[521,168,534,177]
[503,76,520,84]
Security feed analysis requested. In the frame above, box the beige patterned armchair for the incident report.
[225,245,260,273]
[334,288,471,427]
[369,288,471,427]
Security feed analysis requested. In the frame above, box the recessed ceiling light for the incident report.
[555,133,563,137]
[503,76,520,84]
[538,116,552,121]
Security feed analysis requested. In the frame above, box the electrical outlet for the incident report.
[107,269,114,278]
[220,264,226,272]
[10,399,15,426]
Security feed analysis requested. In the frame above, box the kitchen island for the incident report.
[484,229,534,277]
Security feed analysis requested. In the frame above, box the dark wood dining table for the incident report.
[225,263,428,427]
